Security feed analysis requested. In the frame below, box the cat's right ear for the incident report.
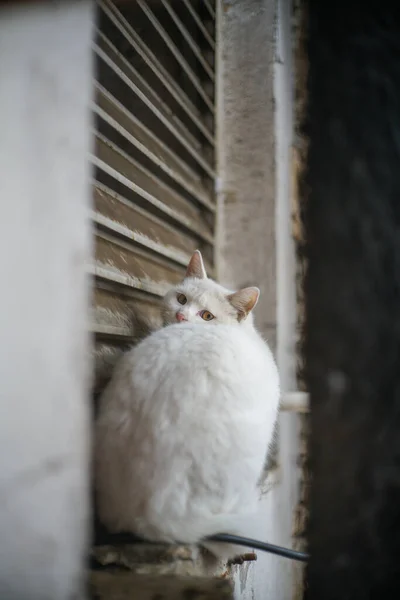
[227,287,260,321]
[185,250,207,279]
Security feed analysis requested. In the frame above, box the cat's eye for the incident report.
[177,293,187,305]
[200,310,215,321]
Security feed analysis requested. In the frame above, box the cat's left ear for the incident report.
[227,287,260,321]
[185,250,207,279]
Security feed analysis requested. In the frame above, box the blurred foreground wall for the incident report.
[0,2,94,598]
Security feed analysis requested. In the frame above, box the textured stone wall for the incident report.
[291,2,310,598]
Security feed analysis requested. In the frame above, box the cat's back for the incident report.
[96,322,279,540]
[115,323,279,420]
[131,322,276,384]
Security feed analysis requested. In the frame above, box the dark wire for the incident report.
[208,533,309,562]
[94,530,309,563]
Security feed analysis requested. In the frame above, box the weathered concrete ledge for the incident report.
[89,571,234,600]
[91,543,220,577]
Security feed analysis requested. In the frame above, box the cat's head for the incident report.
[162,250,260,327]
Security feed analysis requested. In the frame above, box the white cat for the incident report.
[95,250,280,558]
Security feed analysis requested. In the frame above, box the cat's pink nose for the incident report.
[176,312,187,322]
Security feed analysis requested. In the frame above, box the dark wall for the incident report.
[305,2,400,598]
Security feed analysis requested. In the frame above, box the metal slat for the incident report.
[182,0,215,50]
[94,41,216,179]
[92,287,162,338]
[92,235,213,312]
[91,290,135,339]
[92,155,214,245]
[160,0,214,81]
[93,186,215,277]
[92,0,216,393]
[94,102,199,189]
[94,85,215,211]
[92,0,217,391]
[94,234,184,296]
[92,210,191,267]
[95,228,187,280]
[95,132,204,223]
[202,0,216,20]
[94,342,125,376]
[137,0,214,113]
[95,83,201,184]
[94,132,213,239]
[90,263,167,297]
[93,228,187,296]
[96,33,202,155]
[99,0,214,146]
[93,181,200,256]
[91,323,133,339]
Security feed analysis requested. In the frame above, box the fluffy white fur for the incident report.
[95,251,280,558]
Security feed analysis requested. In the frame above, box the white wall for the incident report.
[0,2,94,598]
[216,0,302,597]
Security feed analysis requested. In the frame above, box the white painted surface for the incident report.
[0,2,94,598]
[217,0,302,597]
[281,392,310,413]
[275,0,304,596]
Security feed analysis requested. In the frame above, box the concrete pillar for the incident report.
[216,0,301,598]
[216,0,276,350]
[0,2,94,598]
